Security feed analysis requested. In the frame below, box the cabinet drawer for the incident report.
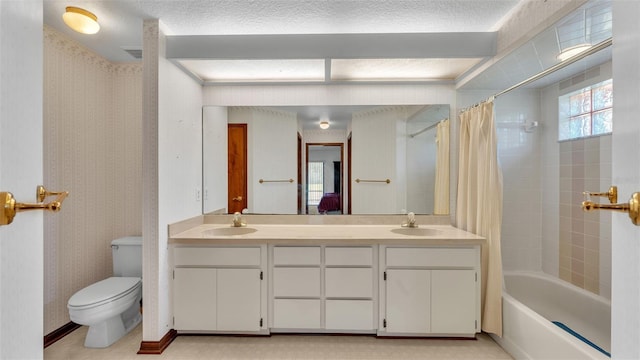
[386,247,477,268]
[273,268,320,297]
[273,299,321,329]
[325,300,374,330]
[325,247,373,266]
[273,246,321,265]
[325,268,373,298]
[174,247,261,266]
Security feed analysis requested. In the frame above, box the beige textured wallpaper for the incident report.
[43,26,143,334]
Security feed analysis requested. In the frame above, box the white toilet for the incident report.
[68,236,142,348]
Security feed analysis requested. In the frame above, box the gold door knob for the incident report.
[232,196,243,202]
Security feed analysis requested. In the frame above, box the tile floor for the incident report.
[44,325,514,359]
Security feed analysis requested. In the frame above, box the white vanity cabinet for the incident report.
[271,246,322,329]
[379,246,480,337]
[270,245,377,333]
[172,246,268,334]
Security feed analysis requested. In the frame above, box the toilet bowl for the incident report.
[67,236,143,348]
[68,277,142,348]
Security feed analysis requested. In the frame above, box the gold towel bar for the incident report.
[355,178,391,184]
[259,179,294,184]
[1,185,69,226]
[582,191,640,226]
[583,186,617,204]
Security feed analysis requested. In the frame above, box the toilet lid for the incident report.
[68,277,141,309]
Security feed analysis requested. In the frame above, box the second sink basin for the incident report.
[391,228,442,237]
[204,227,258,236]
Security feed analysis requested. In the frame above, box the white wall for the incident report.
[0,0,44,358]
[611,2,640,357]
[143,19,203,342]
[202,106,228,214]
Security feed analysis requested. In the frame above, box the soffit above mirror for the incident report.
[167,33,494,84]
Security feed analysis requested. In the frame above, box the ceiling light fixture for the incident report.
[555,8,592,62]
[63,6,100,34]
[319,121,330,130]
[557,43,592,61]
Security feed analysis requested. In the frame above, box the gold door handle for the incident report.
[232,196,243,202]
[1,185,69,226]
[582,192,640,226]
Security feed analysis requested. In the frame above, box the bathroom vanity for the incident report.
[169,217,484,338]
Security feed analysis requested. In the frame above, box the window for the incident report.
[559,79,612,141]
[307,162,324,206]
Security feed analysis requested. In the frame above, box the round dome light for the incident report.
[63,7,100,35]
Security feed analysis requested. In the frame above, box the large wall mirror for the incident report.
[203,104,450,215]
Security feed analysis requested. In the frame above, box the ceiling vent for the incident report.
[559,66,601,90]
[121,46,142,59]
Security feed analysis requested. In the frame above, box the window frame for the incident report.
[558,78,612,141]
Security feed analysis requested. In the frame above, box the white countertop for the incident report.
[170,224,485,246]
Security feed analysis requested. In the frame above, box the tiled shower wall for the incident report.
[43,26,143,334]
[558,136,612,296]
[541,61,613,299]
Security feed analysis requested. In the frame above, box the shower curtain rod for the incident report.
[409,118,448,138]
[460,37,612,112]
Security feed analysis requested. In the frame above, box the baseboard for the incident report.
[44,321,82,348]
[137,329,177,355]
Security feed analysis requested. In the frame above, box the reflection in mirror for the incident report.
[307,144,343,215]
[202,105,450,215]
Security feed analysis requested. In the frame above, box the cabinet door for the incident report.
[174,268,216,331]
[385,269,430,333]
[217,268,262,331]
[431,270,476,334]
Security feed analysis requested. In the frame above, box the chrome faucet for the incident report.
[232,212,247,227]
[402,212,418,228]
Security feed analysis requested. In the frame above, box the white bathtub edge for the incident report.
[500,271,610,360]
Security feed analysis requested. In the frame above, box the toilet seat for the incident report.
[68,277,141,310]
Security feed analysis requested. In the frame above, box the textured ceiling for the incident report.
[43,0,521,63]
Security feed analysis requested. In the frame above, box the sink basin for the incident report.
[390,228,442,236]
[204,227,258,236]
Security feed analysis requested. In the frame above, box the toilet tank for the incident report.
[111,236,142,278]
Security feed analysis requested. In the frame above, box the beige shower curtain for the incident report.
[433,119,450,215]
[456,101,503,336]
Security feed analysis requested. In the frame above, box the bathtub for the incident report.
[491,271,611,359]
